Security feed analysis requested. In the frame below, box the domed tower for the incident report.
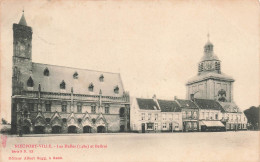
[186,35,234,102]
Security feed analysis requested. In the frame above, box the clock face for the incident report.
[204,61,213,70]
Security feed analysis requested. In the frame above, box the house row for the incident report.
[130,95,247,133]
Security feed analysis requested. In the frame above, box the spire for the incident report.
[18,9,27,26]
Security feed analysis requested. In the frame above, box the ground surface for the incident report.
[0,131,259,162]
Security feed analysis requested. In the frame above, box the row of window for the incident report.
[28,103,110,114]
[182,111,198,119]
[141,113,180,121]
[201,112,219,120]
[43,68,105,82]
[27,76,120,94]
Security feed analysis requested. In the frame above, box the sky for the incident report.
[1,0,259,122]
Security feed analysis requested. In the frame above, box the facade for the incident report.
[219,102,247,131]
[185,36,247,131]
[130,96,182,133]
[194,98,225,131]
[11,12,130,134]
[175,99,199,132]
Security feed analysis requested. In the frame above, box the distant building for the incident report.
[11,12,130,134]
[130,96,182,133]
[186,35,247,131]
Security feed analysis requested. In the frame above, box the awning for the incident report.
[200,121,225,127]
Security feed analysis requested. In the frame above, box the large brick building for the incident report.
[11,12,130,134]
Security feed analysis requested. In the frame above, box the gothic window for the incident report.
[114,85,119,94]
[77,104,82,113]
[45,103,51,112]
[99,74,104,82]
[120,108,125,118]
[91,105,96,113]
[105,106,110,114]
[60,80,66,89]
[73,72,78,79]
[43,68,49,76]
[28,103,34,112]
[88,83,94,92]
[62,105,67,112]
[27,77,34,87]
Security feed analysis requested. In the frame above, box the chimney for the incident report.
[190,94,195,101]
[152,94,156,101]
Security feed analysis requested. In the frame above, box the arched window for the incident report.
[60,80,66,89]
[119,107,125,117]
[99,74,104,82]
[43,68,49,76]
[73,72,78,79]
[88,83,94,92]
[114,85,119,94]
[27,76,34,87]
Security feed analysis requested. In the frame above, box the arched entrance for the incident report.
[68,126,77,133]
[52,126,62,134]
[97,126,105,133]
[120,125,125,132]
[34,126,45,134]
[83,126,92,133]
[22,126,30,134]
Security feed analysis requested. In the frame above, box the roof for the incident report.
[19,13,27,26]
[176,99,198,109]
[218,102,241,113]
[157,99,181,112]
[186,72,234,85]
[25,62,124,97]
[194,99,224,111]
[136,98,159,110]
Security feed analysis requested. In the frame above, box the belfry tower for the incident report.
[186,35,234,102]
[11,10,33,133]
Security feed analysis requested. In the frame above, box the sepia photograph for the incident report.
[0,0,259,161]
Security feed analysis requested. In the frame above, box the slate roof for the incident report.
[136,98,159,110]
[26,62,124,97]
[176,99,198,109]
[19,13,27,26]
[194,99,225,111]
[157,100,181,112]
[186,72,234,85]
[218,102,241,113]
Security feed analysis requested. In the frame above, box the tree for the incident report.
[244,106,260,130]
[1,118,8,124]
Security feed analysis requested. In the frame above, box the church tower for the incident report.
[186,35,234,102]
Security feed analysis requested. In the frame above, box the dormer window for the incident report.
[88,83,94,92]
[27,76,34,87]
[60,80,66,89]
[43,68,49,76]
[73,72,78,79]
[114,85,119,94]
[99,74,104,82]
